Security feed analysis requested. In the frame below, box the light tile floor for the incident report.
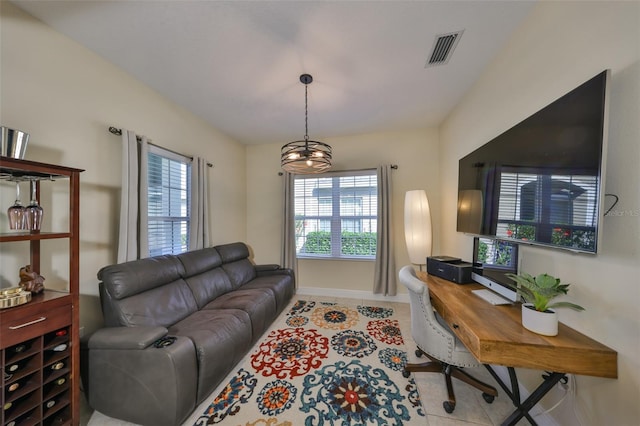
[83,296,529,426]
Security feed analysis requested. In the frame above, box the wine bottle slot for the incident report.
[5,359,26,374]
[51,362,65,370]
[52,343,68,352]
[13,342,31,353]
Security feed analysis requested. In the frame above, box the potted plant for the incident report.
[506,272,585,336]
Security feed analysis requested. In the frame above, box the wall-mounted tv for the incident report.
[457,70,610,253]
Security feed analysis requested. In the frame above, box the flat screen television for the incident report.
[472,237,519,302]
[457,70,610,253]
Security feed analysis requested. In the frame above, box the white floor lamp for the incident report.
[404,190,432,270]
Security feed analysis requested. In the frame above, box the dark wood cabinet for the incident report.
[1,158,82,426]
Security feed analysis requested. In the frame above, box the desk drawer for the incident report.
[1,304,71,348]
[434,303,479,355]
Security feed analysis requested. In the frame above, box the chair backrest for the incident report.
[399,265,455,362]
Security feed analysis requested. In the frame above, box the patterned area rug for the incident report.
[192,300,425,426]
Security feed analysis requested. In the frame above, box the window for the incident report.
[147,146,191,256]
[294,170,377,259]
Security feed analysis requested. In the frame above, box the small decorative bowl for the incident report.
[0,286,32,309]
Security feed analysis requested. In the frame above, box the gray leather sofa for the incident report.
[87,242,295,425]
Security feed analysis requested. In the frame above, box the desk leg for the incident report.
[484,365,565,426]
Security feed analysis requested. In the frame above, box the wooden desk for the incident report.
[417,272,617,424]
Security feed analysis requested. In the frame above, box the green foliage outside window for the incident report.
[551,228,595,250]
[477,240,513,265]
[477,241,488,263]
[301,231,331,254]
[300,231,377,256]
[505,223,594,250]
[506,223,536,241]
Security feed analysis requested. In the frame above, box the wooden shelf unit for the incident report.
[1,157,83,426]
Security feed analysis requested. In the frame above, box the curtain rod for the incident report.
[278,164,397,176]
[108,126,212,168]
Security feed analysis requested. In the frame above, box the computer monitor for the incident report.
[471,237,520,302]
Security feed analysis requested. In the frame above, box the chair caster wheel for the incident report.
[482,393,495,404]
[402,369,410,378]
[415,349,423,358]
[443,400,455,413]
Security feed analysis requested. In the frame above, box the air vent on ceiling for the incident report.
[425,30,464,67]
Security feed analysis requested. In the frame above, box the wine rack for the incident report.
[1,157,82,426]
[2,327,71,426]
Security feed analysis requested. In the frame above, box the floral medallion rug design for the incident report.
[192,300,425,426]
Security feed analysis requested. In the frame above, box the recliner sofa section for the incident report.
[87,242,295,426]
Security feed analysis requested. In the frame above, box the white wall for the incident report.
[0,3,247,335]
[247,129,440,294]
[440,1,639,424]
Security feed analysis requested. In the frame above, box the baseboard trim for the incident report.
[296,287,409,303]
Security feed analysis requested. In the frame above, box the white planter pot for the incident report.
[521,303,558,336]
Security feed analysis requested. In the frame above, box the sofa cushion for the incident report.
[98,255,185,299]
[215,243,257,288]
[177,248,233,308]
[177,247,223,275]
[203,288,277,341]
[215,242,250,263]
[109,280,198,328]
[221,259,257,289]
[98,256,198,327]
[182,268,233,309]
[241,275,295,314]
[168,309,253,403]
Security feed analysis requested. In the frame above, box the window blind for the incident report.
[294,170,377,259]
[147,146,191,256]
[497,170,598,250]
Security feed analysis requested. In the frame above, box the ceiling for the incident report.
[12,1,535,145]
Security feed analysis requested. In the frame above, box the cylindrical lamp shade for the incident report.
[404,190,432,265]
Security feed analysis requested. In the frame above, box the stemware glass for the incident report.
[24,180,43,232]
[7,181,25,230]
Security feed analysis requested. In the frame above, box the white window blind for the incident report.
[294,170,377,259]
[497,170,598,250]
[147,146,191,256]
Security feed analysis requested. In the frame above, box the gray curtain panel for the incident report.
[189,157,210,251]
[117,130,149,263]
[374,163,396,295]
[281,171,298,285]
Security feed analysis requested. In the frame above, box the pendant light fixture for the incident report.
[281,74,332,174]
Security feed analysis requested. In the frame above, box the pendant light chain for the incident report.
[304,84,309,142]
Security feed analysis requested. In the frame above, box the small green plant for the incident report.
[506,272,585,313]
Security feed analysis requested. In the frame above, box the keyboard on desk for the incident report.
[471,289,512,305]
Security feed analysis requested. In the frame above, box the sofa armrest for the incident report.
[255,264,281,272]
[88,328,197,425]
[255,265,295,280]
[88,326,168,350]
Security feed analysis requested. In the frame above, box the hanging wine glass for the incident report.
[7,180,25,230]
[24,179,43,232]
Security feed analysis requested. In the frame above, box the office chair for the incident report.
[399,265,497,413]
